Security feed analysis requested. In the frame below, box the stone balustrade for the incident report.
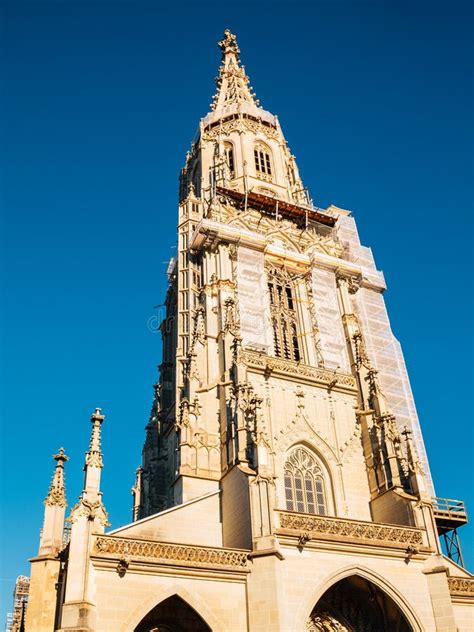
[93,535,249,570]
[276,510,425,549]
[240,348,357,390]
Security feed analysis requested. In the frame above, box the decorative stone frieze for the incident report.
[208,204,342,257]
[239,348,357,390]
[277,510,425,548]
[202,116,280,142]
[94,536,249,569]
[448,577,474,597]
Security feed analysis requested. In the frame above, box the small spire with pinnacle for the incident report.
[39,447,69,554]
[81,407,106,501]
[44,447,69,507]
[211,29,260,112]
[85,407,105,470]
[67,407,109,531]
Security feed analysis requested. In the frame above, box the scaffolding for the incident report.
[337,215,435,496]
[5,575,29,632]
[432,497,468,566]
[311,267,350,372]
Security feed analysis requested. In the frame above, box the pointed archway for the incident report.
[306,575,413,632]
[134,595,212,632]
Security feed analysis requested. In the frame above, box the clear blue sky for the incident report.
[1,0,473,621]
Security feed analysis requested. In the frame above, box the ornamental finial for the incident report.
[212,30,260,112]
[44,447,69,507]
[219,29,240,59]
[86,407,105,469]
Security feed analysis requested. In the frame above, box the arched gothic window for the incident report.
[267,267,301,361]
[284,447,327,515]
[254,142,272,179]
[224,142,235,179]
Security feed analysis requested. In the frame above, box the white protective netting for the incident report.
[337,215,435,495]
[237,246,271,351]
[311,267,350,373]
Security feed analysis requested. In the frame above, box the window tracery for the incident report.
[254,142,273,181]
[284,447,327,515]
[267,267,301,362]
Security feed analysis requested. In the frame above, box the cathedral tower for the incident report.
[26,30,473,632]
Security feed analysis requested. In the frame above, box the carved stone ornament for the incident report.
[448,576,474,597]
[44,447,69,507]
[278,510,424,547]
[240,348,357,390]
[306,612,349,632]
[177,399,190,429]
[94,535,249,569]
[68,498,110,527]
[236,382,263,419]
[44,489,67,508]
[335,271,361,295]
[223,297,240,336]
[207,202,342,258]
[85,451,103,468]
[202,117,279,142]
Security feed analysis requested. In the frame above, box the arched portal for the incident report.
[306,576,413,632]
[134,595,212,632]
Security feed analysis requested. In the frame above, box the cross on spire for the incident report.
[44,447,69,507]
[211,29,260,111]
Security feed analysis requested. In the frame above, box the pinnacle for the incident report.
[91,407,104,421]
[219,29,240,59]
[53,447,69,464]
[45,447,68,507]
[211,29,260,112]
[85,406,105,469]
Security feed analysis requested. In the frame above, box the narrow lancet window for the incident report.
[267,267,301,361]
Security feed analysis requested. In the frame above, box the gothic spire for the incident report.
[211,29,260,112]
[83,407,105,496]
[85,407,104,469]
[39,447,69,555]
[44,447,69,507]
[68,407,109,529]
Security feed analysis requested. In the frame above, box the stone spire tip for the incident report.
[86,407,105,469]
[219,29,240,58]
[53,447,69,463]
[45,447,68,507]
[91,407,105,421]
[212,29,260,112]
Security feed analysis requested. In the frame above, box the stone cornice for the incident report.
[239,348,357,392]
[190,218,386,291]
